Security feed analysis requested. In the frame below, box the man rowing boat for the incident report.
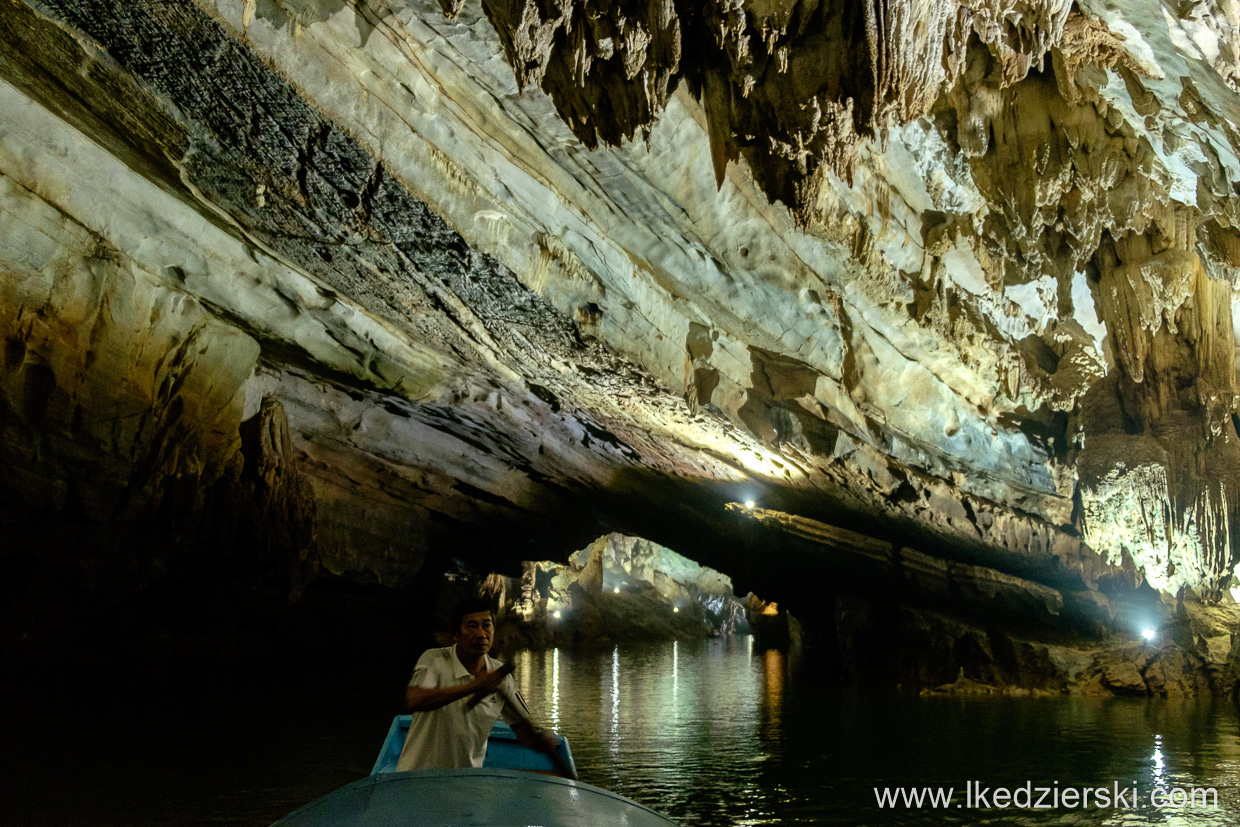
[396,598,557,771]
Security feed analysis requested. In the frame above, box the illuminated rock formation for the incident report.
[494,533,749,644]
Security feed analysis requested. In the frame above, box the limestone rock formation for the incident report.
[495,533,750,645]
[4,0,1240,691]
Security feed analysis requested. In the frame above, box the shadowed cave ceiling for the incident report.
[5,0,1240,660]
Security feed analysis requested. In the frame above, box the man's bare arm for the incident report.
[404,667,508,712]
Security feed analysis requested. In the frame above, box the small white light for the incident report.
[553,610,562,619]
[1142,628,1155,641]
[673,606,679,613]
[745,500,755,509]
[613,587,620,593]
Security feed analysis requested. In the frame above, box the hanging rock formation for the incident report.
[470,0,1240,602]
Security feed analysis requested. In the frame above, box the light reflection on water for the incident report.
[516,639,1240,827]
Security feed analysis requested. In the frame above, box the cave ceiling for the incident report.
[4,0,1240,603]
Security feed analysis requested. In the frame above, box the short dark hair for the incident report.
[451,598,493,632]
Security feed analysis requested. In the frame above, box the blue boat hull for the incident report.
[272,714,678,825]
[272,768,680,826]
[370,715,575,777]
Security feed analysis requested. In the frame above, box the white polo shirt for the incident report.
[395,645,530,771]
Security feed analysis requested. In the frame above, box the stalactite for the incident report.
[1078,434,1173,588]
[479,0,1074,214]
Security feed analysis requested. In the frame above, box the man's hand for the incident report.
[464,662,515,709]
[470,665,509,695]
[532,728,559,754]
[512,720,559,753]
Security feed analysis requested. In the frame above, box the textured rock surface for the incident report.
[4,0,1240,688]
[735,503,1240,695]
[472,533,751,647]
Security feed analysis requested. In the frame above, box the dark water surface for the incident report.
[4,637,1240,825]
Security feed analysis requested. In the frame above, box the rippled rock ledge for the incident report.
[5,1,1240,695]
[732,505,1240,697]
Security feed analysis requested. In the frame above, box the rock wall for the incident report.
[5,0,1240,691]
[730,503,1240,696]
[469,0,1240,601]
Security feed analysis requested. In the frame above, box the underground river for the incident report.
[3,638,1239,825]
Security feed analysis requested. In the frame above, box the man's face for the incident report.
[454,610,494,657]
